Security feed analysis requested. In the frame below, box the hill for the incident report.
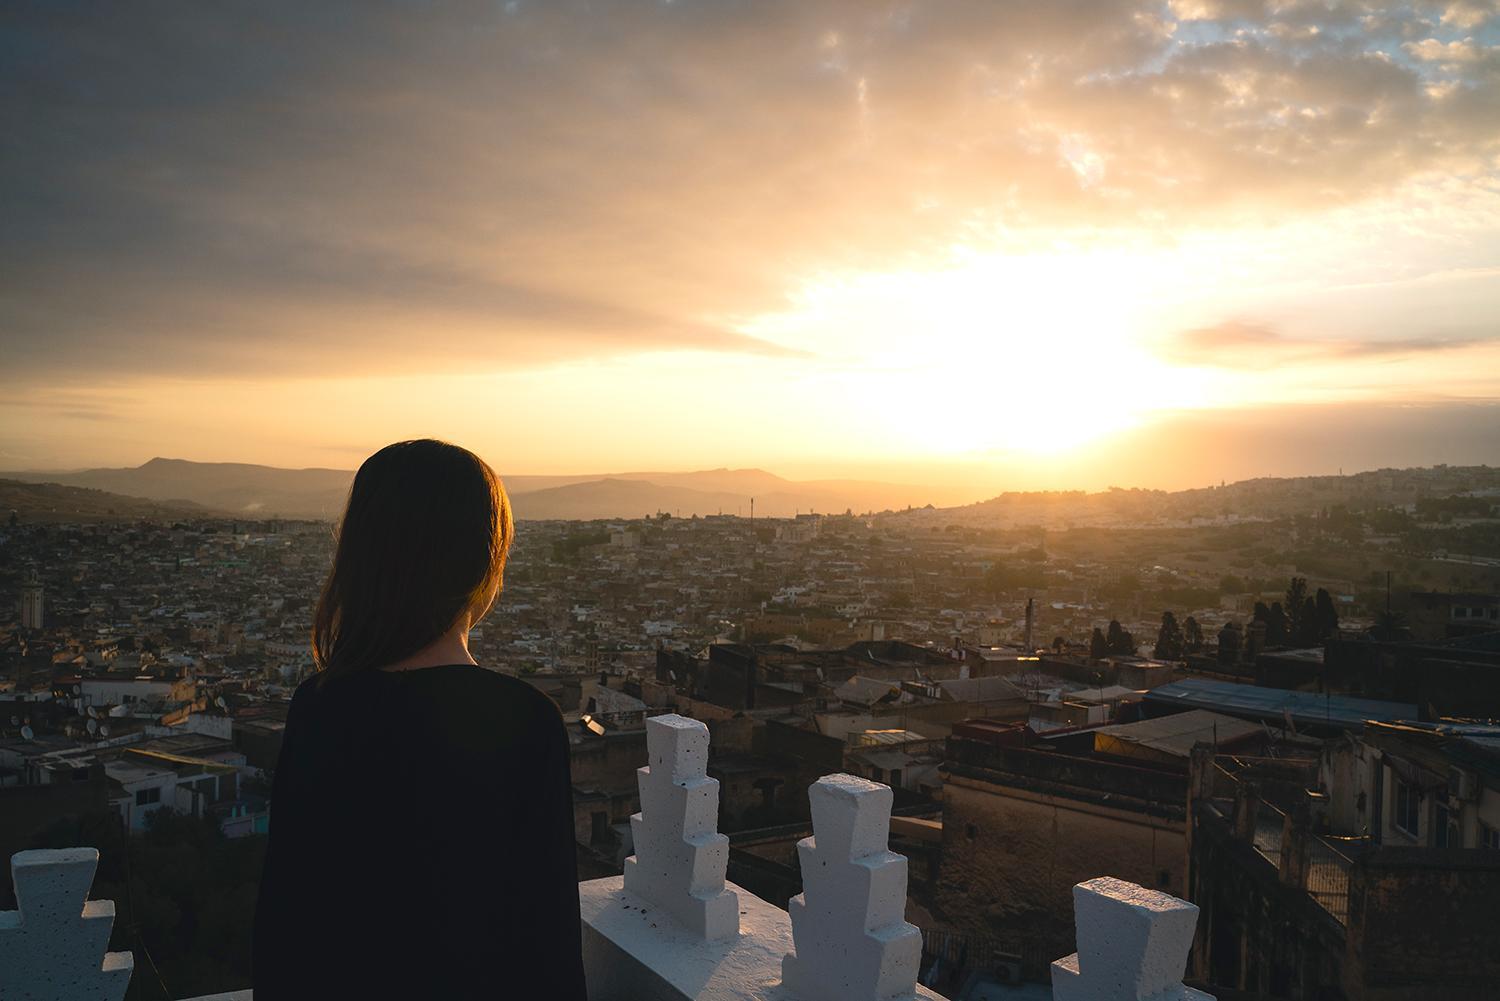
[0,459,936,520]
[0,478,225,523]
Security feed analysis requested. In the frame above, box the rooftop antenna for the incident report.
[86,718,98,737]
[20,725,34,741]
[99,724,110,738]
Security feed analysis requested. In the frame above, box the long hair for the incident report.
[312,439,512,682]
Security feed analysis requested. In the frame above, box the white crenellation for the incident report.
[1051,877,1215,1001]
[780,773,921,1001]
[622,713,739,940]
[0,848,134,1001]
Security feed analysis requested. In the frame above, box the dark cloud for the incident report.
[2,0,1496,381]
[1165,321,1488,368]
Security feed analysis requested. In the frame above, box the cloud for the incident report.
[1438,1,1497,30]
[1405,36,1492,62]
[1,0,1497,383]
[1163,321,1488,369]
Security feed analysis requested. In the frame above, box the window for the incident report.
[135,786,161,807]
[1392,777,1420,837]
[1482,823,1500,851]
[1435,801,1450,848]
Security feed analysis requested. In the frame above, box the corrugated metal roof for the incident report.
[1093,709,1262,759]
[1144,678,1415,729]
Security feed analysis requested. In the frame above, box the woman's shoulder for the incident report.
[459,665,561,712]
[289,664,562,733]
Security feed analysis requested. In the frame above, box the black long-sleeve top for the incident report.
[252,664,587,999]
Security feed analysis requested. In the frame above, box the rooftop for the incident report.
[1144,678,1416,730]
[2,713,1217,1001]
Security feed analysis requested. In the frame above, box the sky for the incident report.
[2,0,1499,495]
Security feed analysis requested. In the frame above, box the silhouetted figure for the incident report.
[253,440,586,999]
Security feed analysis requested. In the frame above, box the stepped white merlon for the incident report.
[781,774,921,1001]
[1051,877,1214,1001]
[622,713,739,940]
[0,849,133,1001]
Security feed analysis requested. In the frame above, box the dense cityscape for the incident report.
[2,462,1498,999]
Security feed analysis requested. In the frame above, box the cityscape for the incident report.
[2,459,1498,998]
[5,0,1500,998]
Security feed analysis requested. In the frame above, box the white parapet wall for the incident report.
[622,713,739,940]
[0,848,251,1001]
[0,848,133,1001]
[1051,876,1214,1001]
[781,774,923,1001]
[5,776,1215,1001]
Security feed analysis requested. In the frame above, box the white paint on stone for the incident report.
[0,849,134,1001]
[622,714,738,940]
[580,876,943,1001]
[1051,876,1214,1001]
[780,774,922,1001]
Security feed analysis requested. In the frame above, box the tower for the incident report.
[19,573,42,631]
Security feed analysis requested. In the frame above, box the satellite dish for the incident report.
[77,705,87,716]
[86,719,98,736]
[20,725,34,741]
[99,724,110,738]
[216,696,228,710]
[73,684,82,695]
[667,670,676,682]
[86,706,97,719]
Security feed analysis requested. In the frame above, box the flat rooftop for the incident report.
[1145,677,1416,730]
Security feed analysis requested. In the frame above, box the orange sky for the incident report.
[2,1,1498,491]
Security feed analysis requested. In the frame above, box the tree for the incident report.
[1314,588,1340,640]
[1090,627,1108,660]
[1183,616,1205,653]
[1265,602,1289,646]
[1106,619,1137,656]
[1284,577,1309,641]
[1217,621,1243,664]
[1153,611,1183,660]
[1296,595,1319,646]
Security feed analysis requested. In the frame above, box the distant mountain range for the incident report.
[0,458,940,521]
[0,477,224,523]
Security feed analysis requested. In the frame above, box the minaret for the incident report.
[19,572,43,631]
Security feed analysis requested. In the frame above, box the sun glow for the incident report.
[741,246,1214,456]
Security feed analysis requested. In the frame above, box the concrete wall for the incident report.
[1189,801,1347,999]
[1344,849,1500,1001]
[936,743,1188,975]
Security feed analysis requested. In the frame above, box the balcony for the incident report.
[2,714,1213,1001]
